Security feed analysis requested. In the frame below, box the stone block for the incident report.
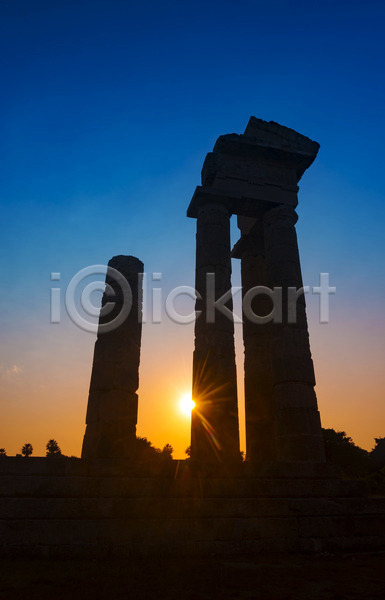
[258,516,298,538]
[275,382,318,409]
[272,354,315,386]
[276,407,311,436]
[353,515,385,536]
[364,497,385,514]
[214,517,260,541]
[259,537,303,553]
[289,497,366,517]
[297,515,384,539]
[98,391,138,423]
[1,519,74,546]
[0,475,100,498]
[276,433,325,462]
[324,535,383,553]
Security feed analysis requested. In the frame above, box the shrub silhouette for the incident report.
[135,437,174,461]
[21,443,33,458]
[366,466,385,495]
[0,448,6,457]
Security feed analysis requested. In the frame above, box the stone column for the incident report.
[263,205,325,462]
[81,255,143,460]
[191,202,240,462]
[237,219,276,462]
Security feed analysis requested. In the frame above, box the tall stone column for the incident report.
[263,205,325,462]
[191,202,240,462]
[236,219,276,462]
[81,255,143,460]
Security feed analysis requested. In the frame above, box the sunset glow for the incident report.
[179,393,195,417]
[1,2,385,465]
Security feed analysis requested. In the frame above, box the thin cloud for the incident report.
[0,364,23,379]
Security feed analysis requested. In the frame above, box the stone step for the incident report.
[0,458,341,479]
[2,536,384,558]
[1,515,385,557]
[1,496,383,520]
[0,475,366,499]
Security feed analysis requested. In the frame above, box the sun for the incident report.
[179,392,195,416]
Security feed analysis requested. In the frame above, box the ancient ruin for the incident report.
[1,117,385,558]
[189,117,324,463]
[82,119,325,466]
[81,255,143,459]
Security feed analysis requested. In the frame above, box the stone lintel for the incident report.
[187,185,297,219]
[212,117,320,182]
[244,116,319,155]
[204,145,315,186]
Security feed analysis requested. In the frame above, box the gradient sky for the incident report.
[1,0,385,458]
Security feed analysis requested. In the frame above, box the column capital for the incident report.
[196,200,231,219]
[187,186,235,218]
[263,204,298,228]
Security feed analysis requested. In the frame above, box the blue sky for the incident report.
[1,0,385,456]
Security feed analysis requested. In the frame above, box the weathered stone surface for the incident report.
[261,204,325,462]
[82,255,143,460]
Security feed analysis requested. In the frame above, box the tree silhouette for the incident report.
[161,444,173,459]
[21,443,33,458]
[46,439,62,457]
[322,428,369,476]
[0,448,6,456]
[185,445,191,458]
[370,437,385,471]
[135,436,160,460]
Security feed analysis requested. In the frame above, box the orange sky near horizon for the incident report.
[1,257,384,460]
[1,0,385,463]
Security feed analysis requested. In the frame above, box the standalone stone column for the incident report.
[263,206,325,462]
[81,255,143,460]
[191,202,240,462]
[235,219,276,462]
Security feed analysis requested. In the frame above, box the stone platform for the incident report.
[1,458,385,558]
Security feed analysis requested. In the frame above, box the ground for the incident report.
[1,552,385,600]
